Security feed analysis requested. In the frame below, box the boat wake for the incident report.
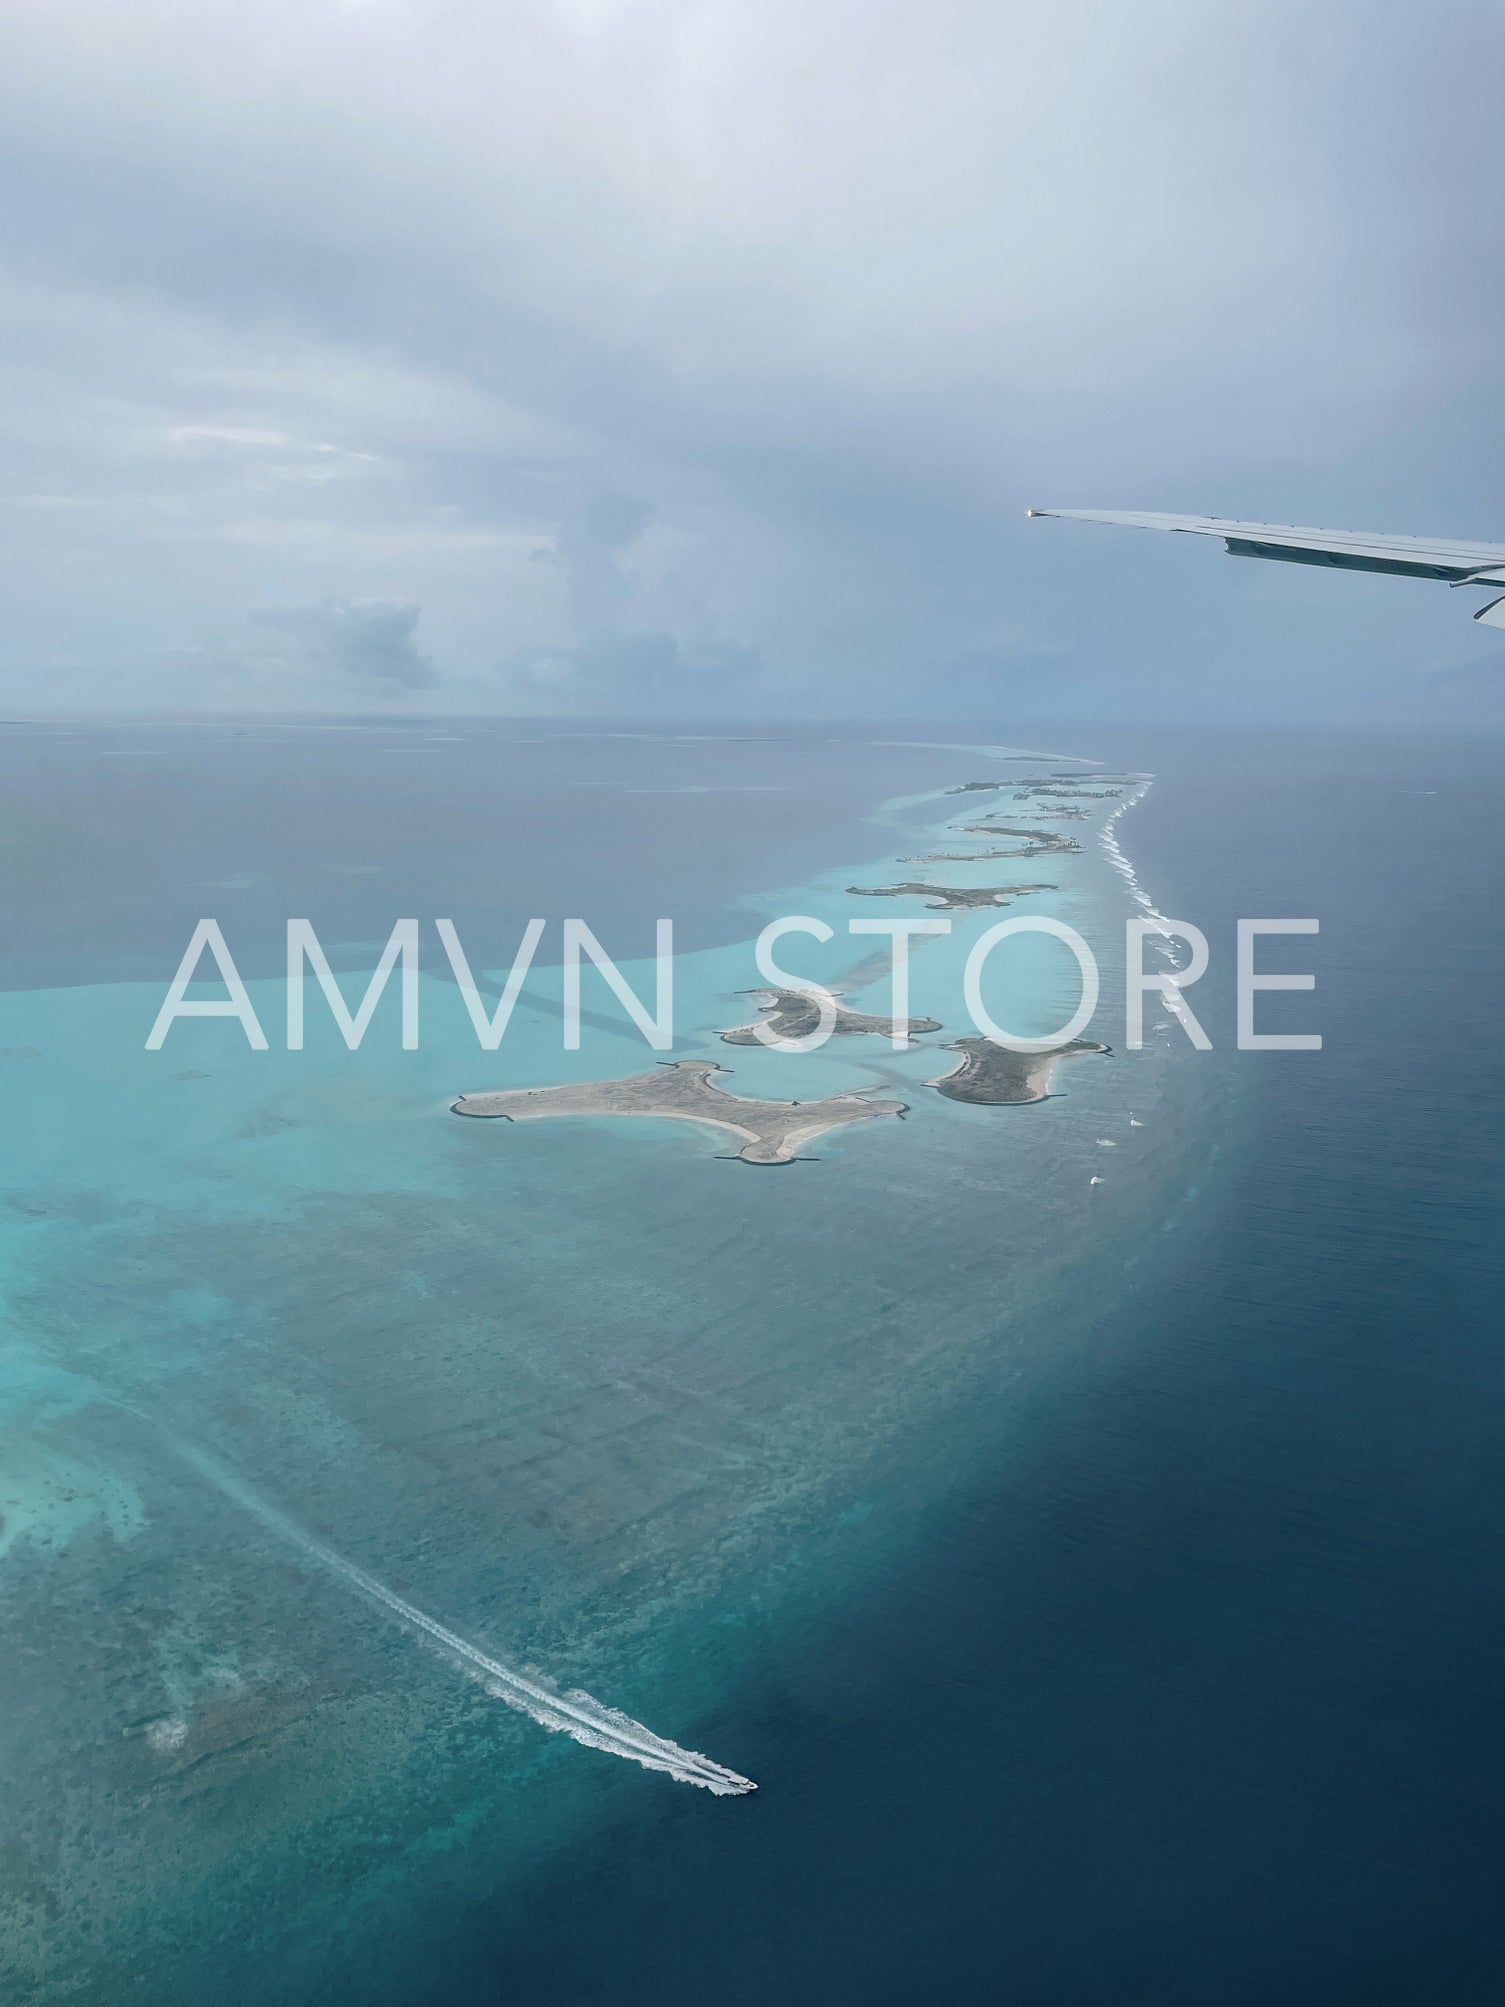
[112,1406,755,1796]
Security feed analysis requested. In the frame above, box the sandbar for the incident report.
[955,822,1082,855]
[847,881,1055,911]
[927,1035,1109,1105]
[453,1060,908,1166]
[719,987,941,1045]
[1013,786,1121,800]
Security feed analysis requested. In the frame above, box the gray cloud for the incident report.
[250,598,437,693]
[512,629,758,713]
[0,2,1501,721]
[509,488,759,711]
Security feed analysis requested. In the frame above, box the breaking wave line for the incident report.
[137,1416,755,1796]
[1099,781,1173,938]
[1099,780,1202,1038]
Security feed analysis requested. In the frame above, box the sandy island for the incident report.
[719,986,941,1046]
[944,773,1142,799]
[848,880,1057,911]
[907,842,1070,862]
[954,822,1082,855]
[453,1060,908,1165]
[945,778,1128,800]
[927,1035,1110,1105]
[1014,786,1121,800]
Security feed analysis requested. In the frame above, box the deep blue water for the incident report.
[450,729,1505,2004]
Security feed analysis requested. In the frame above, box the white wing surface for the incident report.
[1027,507,1505,626]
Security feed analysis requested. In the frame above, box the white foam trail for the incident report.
[1098,781,1171,934]
[1099,780,1201,1035]
[169,1437,756,1796]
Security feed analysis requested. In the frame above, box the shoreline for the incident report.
[453,1060,908,1165]
[846,880,1057,910]
[719,986,941,1046]
[926,1036,1111,1106]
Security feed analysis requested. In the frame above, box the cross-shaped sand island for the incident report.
[452,1060,907,1165]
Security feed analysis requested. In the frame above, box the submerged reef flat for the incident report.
[719,986,941,1046]
[847,881,1055,911]
[453,1061,907,1165]
[927,1036,1109,1105]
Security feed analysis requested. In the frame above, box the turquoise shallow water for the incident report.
[0,726,1208,2002]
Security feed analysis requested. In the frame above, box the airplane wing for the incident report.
[1026,507,1505,626]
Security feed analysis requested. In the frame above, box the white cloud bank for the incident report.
[0,0,1502,719]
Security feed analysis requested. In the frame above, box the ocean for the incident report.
[1,722,1501,2003]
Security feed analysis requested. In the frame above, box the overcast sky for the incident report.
[2,0,1503,720]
